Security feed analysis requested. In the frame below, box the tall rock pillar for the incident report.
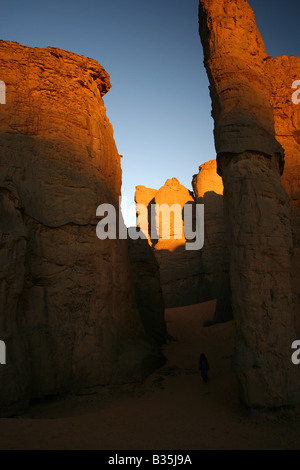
[199,0,300,407]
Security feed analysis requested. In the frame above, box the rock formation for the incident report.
[128,236,167,346]
[265,56,300,331]
[134,185,158,244]
[135,170,232,320]
[192,160,232,323]
[136,178,202,308]
[0,41,163,416]
[199,0,300,407]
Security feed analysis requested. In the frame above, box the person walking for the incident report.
[199,353,209,383]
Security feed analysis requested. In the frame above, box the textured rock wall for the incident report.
[136,178,200,308]
[192,160,232,323]
[266,56,300,330]
[135,170,231,317]
[128,237,167,346]
[0,41,159,416]
[199,0,300,407]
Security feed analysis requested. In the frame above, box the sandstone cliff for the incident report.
[0,41,162,416]
[128,237,167,346]
[135,178,201,308]
[199,0,300,407]
[193,160,232,323]
[135,170,231,319]
[265,56,300,330]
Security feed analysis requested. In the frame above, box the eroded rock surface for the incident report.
[128,237,167,346]
[266,56,300,330]
[136,178,201,308]
[135,171,231,317]
[199,0,300,407]
[193,160,232,323]
[0,41,160,416]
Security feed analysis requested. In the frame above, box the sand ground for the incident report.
[0,300,299,450]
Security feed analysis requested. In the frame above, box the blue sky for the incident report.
[1,0,299,226]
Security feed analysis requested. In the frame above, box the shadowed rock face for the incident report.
[265,56,300,331]
[199,0,300,407]
[193,160,232,323]
[0,41,160,416]
[128,237,167,346]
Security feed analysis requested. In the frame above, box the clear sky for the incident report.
[1,0,299,226]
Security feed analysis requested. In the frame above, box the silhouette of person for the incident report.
[199,353,209,383]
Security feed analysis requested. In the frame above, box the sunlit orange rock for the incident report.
[135,170,231,318]
[135,185,158,244]
[135,178,197,307]
[193,159,223,199]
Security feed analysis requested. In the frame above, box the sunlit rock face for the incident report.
[199,0,300,407]
[0,41,161,416]
[135,170,232,320]
[136,178,198,308]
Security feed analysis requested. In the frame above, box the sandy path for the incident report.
[0,300,299,450]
